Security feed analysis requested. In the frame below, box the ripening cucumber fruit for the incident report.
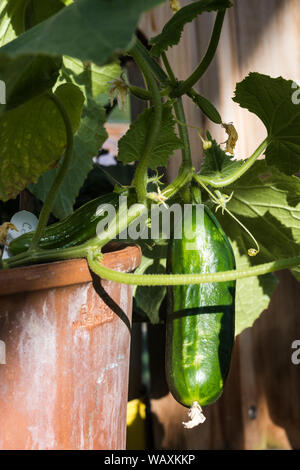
[166,203,235,414]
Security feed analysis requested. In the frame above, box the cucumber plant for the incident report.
[0,0,300,427]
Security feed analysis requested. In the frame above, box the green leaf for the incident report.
[0,0,28,46]
[0,1,64,111]
[212,160,300,332]
[59,56,121,100]
[0,0,164,65]
[0,83,84,201]
[24,0,65,30]
[262,165,300,209]
[215,160,300,280]
[225,161,300,242]
[29,53,119,219]
[235,273,278,336]
[118,103,182,169]
[200,132,243,180]
[0,53,61,112]
[0,0,64,112]
[0,0,65,46]
[30,99,107,219]
[233,73,300,174]
[229,239,279,336]
[0,1,64,113]
[150,0,232,57]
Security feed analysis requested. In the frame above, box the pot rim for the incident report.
[0,243,141,297]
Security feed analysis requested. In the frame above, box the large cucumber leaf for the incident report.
[0,0,64,111]
[23,0,65,30]
[59,56,121,100]
[215,161,300,281]
[0,0,28,46]
[233,73,300,175]
[0,83,84,201]
[231,236,279,336]
[0,0,164,64]
[0,0,65,46]
[29,98,107,219]
[29,57,121,219]
[0,53,61,112]
[207,158,300,333]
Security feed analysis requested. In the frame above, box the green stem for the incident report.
[140,70,151,109]
[29,92,74,249]
[171,10,226,97]
[130,44,163,203]
[129,85,171,101]
[173,98,193,169]
[161,51,193,171]
[135,38,168,83]
[87,254,300,286]
[161,52,177,84]
[3,244,88,270]
[86,202,147,251]
[194,137,269,188]
[162,166,193,200]
[129,85,152,101]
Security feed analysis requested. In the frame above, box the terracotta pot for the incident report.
[0,245,141,450]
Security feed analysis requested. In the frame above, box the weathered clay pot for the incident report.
[0,245,141,450]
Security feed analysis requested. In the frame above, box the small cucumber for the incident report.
[9,192,122,255]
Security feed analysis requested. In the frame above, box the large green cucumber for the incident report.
[166,202,235,416]
[9,191,123,255]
